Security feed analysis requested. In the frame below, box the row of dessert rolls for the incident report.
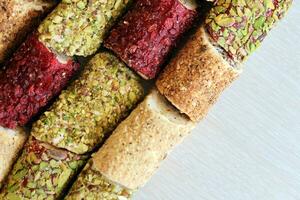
[0,0,147,197]
[0,0,155,197]
[0,0,293,199]
[67,0,293,199]
[0,0,197,198]
[0,1,57,186]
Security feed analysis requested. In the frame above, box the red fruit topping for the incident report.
[0,33,79,129]
[104,0,197,79]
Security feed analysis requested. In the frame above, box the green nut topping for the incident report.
[32,52,143,154]
[0,137,88,200]
[66,160,132,200]
[38,0,131,56]
[205,0,293,63]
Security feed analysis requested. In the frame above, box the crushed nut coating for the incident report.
[205,0,293,63]
[38,0,131,56]
[66,159,132,200]
[32,52,144,154]
[0,137,88,200]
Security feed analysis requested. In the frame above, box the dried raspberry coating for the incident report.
[104,0,197,79]
[0,34,79,129]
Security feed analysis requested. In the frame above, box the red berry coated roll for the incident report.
[0,33,80,129]
[104,0,198,79]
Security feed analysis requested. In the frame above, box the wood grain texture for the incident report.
[134,2,300,200]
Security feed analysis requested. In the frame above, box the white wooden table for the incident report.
[134,2,300,200]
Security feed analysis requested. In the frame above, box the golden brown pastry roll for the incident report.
[156,27,240,121]
[0,0,56,64]
[92,89,195,189]
[156,0,293,121]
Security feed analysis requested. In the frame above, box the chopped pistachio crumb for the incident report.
[66,159,132,200]
[0,137,88,200]
[38,0,131,56]
[31,52,144,154]
[205,0,293,63]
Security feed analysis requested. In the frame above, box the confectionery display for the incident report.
[0,0,293,199]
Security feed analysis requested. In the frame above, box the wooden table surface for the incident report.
[134,2,300,200]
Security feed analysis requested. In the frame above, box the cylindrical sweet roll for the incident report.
[0,0,56,64]
[104,0,198,79]
[0,137,88,200]
[0,127,27,188]
[66,160,132,200]
[205,0,293,63]
[156,0,293,121]
[0,33,80,129]
[92,89,195,189]
[31,52,144,154]
[38,0,131,57]
[156,27,240,121]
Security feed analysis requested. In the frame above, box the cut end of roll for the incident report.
[0,126,28,187]
[147,89,192,125]
[178,0,198,10]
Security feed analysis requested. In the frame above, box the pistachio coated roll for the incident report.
[156,27,239,121]
[0,127,27,188]
[0,137,88,200]
[32,52,144,154]
[92,89,195,189]
[0,0,56,64]
[38,0,131,57]
[205,0,293,63]
[66,159,132,200]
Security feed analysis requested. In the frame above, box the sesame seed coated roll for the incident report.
[156,27,240,121]
[104,0,198,79]
[0,137,88,200]
[32,52,144,154]
[92,89,195,189]
[38,0,131,57]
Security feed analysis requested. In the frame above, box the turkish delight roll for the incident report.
[0,127,27,189]
[104,0,198,79]
[156,27,240,121]
[0,33,80,129]
[0,137,88,200]
[157,0,293,121]
[32,52,144,154]
[66,159,132,200]
[0,0,56,64]
[38,0,132,57]
[205,0,293,63]
[91,89,195,190]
